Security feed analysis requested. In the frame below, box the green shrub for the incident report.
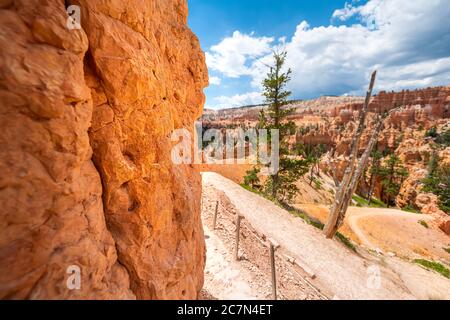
[402,204,421,214]
[369,197,387,208]
[436,129,450,147]
[413,259,450,279]
[243,167,260,189]
[352,194,387,208]
[313,177,323,190]
[336,232,357,252]
[418,220,429,229]
[426,127,450,147]
[426,127,438,138]
[352,194,368,207]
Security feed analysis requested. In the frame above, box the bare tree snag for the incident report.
[324,105,402,238]
[323,71,377,238]
[335,116,385,230]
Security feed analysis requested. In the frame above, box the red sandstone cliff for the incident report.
[0,0,207,299]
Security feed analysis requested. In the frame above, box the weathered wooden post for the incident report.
[269,239,280,300]
[213,201,219,230]
[235,215,243,260]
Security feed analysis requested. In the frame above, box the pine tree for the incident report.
[257,109,267,129]
[243,167,261,190]
[366,149,383,205]
[309,144,326,185]
[260,51,309,202]
[425,152,439,181]
[422,153,450,214]
[296,143,326,186]
[379,154,409,207]
[426,127,438,138]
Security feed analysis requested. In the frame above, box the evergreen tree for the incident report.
[296,143,326,186]
[309,144,326,185]
[426,127,438,138]
[257,109,267,129]
[260,51,309,201]
[422,153,450,214]
[436,129,450,147]
[379,154,409,207]
[243,167,261,190]
[425,152,439,180]
[366,149,383,204]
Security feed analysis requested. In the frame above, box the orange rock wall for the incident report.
[0,0,207,299]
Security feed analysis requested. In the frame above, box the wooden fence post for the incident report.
[269,239,280,300]
[213,201,219,230]
[235,215,243,260]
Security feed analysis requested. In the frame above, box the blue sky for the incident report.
[188,0,450,109]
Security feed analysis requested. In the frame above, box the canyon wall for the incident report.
[0,0,207,299]
[202,87,450,233]
[203,87,449,157]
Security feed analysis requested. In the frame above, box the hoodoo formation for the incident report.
[0,0,207,299]
[201,87,450,234]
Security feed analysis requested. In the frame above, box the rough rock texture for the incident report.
[0,0,207,299]
[414,193,450,234]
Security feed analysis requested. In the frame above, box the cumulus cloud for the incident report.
[206,0,450,106]
[209,76,222,85]
[206,31,274,78]
[283,0,450,97]
[212,91,264,109]
[332,2,363,22]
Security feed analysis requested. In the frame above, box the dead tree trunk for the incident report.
[323,71,377,238]
[334,117,384,230]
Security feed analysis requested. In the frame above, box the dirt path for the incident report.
[346,209,431,250]
[202,224,259,299]
[347,212,379,249]
[201,187,326,300]
[299,204,450,262]
[202,172,450,300]
[348,209,449,261]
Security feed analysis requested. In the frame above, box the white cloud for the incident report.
[375,57,450,90]
[206,0,450,105]
[212,91,264,109]
[332,2,362,22]
[283,0,450,97]
[206,31,274,78]
[209,76,221,86]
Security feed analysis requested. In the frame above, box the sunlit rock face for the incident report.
[0,0,207,299]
